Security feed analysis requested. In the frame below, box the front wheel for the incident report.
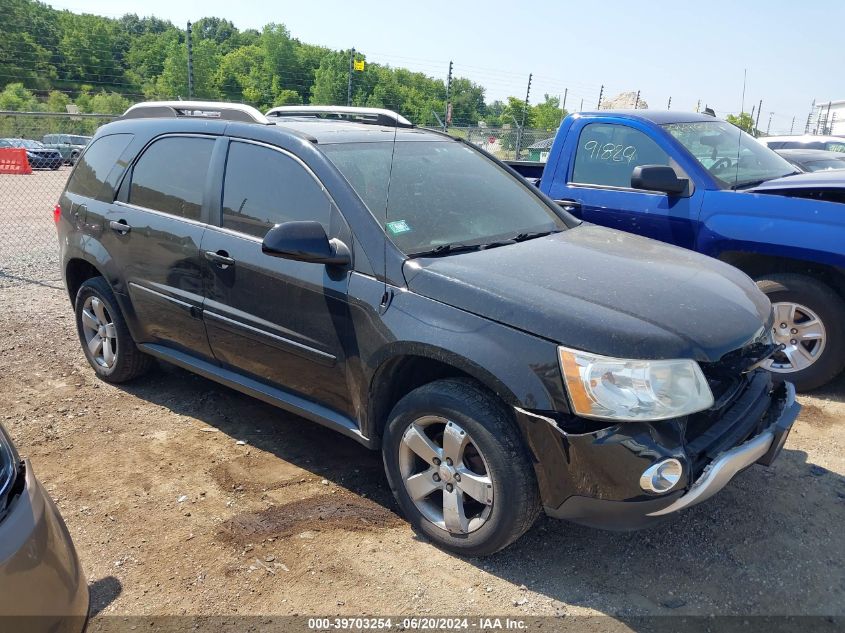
[382,379,539,556]
[757,273,845,391]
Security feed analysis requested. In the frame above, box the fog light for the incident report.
[640,458,683,493]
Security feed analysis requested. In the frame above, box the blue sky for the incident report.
[49,0,841,134]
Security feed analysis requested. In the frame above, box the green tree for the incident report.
[46,90,71,112]
[153,38,221,99]
[310,51,350,105]
[501,97,535,128]
[532,94,566,130]
[273,89,302,106]
[449,77,485,126]
[89,91,130,114]
[726,112,755,134]
[0,83,40,111]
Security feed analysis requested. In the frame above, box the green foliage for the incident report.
[726,112,755,133]
[532,94,566,131]
[0,83,41,111]
[0,0,540,127]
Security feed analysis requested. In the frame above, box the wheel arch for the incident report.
[65,257,103,304]
[718,250,845,298]
[366,346,522,445]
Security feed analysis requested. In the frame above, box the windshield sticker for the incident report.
[386,219,412,235]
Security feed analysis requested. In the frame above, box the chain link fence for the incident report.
[442,126,557,161]
[0,112,555,286]
[0,112,115,286]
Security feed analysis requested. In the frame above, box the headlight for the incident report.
[559,346,714,421]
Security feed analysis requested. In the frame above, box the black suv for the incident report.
[56,102,799,555]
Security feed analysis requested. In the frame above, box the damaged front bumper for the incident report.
[515,377,800,530]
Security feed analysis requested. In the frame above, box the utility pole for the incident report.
[766,112,773,136]
[186,21,194,99]
[597,85,604,109]
[561,88,568,114]
[515,73,532,159]
[443,60,453,131]
[347,48,355,107]
[790,115,795,135]
[667,96,671,110]
[579,98,584,112]
[754,99,763,137]
[696,99,701,113]
[634,90,640,109]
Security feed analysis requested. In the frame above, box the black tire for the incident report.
[757,273,845,391]
[69,151,79,165]
[74,276,153,383]
[382,378,540,556]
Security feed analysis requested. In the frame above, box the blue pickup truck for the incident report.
[507,110,845,390]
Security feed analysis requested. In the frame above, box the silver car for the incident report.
[0,423,88,632]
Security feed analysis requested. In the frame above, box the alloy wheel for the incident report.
[766,301,826,373]
[398,416,494,534]
[80,296,118,369]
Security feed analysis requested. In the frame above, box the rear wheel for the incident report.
[757,273,845,391]
[382,379,539,556]
[74,277,153,383]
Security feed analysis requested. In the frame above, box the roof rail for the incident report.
[265,105,414,128]
[120,101,270,124]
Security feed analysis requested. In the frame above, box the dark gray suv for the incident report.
[56,102,798,555]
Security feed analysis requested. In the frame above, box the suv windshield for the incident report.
[322,140,569,256]
[663,121,798,189]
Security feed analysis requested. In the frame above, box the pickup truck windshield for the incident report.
[322,140,569,256]
[663,121,798,189]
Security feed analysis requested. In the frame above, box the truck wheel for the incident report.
[69,151,79,165]
[74,277,153,383]
[382,379,539,556]
[757,274,845,391]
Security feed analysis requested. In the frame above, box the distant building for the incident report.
[526,137,554,162]
[813,100,845,136]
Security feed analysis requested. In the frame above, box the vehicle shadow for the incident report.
[88,575,123,617]
[804,370,845,403]
[117,362,845,621]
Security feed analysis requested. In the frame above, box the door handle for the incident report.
[204,250,235,268]
[554,199,582,211]
[109,219,131,234]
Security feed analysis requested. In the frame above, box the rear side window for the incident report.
[129,136,215,221]
[571,123,672,188]
[66,133,134,200]
[221,140,331,238]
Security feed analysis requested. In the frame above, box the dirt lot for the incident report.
[0,170,843,628]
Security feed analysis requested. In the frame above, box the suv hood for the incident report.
[402,225,771,362]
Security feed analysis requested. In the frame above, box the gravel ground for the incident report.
[0,170,843,628]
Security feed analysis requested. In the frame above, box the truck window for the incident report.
[571,123,671,189]
[129,136,214,221]
[66,133,134,201]
[221,141,332,238]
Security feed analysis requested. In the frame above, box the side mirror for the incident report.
[631,165,688,196]
[262,221,351,266]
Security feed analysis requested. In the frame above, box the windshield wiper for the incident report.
[408,242,485,258]
[512,229,561,242]
[408,230,562,258]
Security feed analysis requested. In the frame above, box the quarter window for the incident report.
[66,133,134,200]
[572,123,672,188]
[221,141,331,238]
[129,136,215,220]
